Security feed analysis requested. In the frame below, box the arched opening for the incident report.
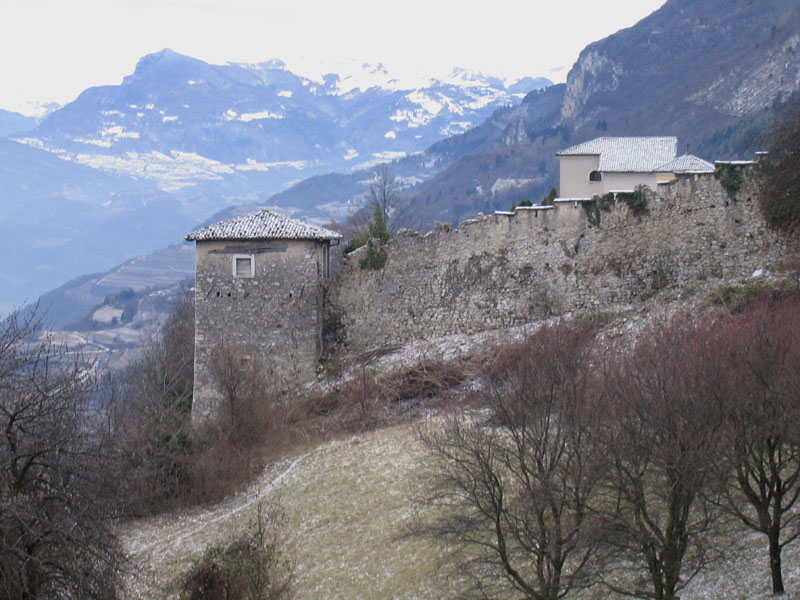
[589,170,602,182]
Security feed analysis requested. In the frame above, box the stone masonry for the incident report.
[325,168,799,352]
[192,238,330,421]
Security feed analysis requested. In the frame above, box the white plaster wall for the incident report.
[559,155,602,198]
[603,172,658,193]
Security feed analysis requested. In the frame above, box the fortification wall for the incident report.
[326,170,798,352]
[193,238,325,421]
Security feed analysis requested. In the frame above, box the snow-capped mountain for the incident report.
[1,49,548,311]
[16,49,549,194]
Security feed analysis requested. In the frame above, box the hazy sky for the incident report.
[2,0,667,116]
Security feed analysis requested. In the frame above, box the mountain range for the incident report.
[267,0,800,229]
[1,53,549,313]
[15,51,547,194]
[5,0,800,333]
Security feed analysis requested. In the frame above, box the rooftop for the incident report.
[186,209,342,242]
[656,154,715,174]
[557,136,678,172]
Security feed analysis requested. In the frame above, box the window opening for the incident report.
[233,254,255,277]
[322,244,330,279]
[589,170,602,182]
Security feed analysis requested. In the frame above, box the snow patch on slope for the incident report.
[224,109,284,122]
[72,150,235,191]
[234,158,311,172]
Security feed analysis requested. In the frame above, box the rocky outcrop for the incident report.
[560,51,623,123]
[501,116,530,146]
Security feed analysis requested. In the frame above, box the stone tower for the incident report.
[186,209,341,422]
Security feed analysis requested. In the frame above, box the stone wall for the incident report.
[325,169,798,352]
[192,238,326,421]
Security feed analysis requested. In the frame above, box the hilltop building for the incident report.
[556,136,714,199]
[186,209,341,421]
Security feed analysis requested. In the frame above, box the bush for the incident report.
[541,185,558,206]
[714,163,744,200]
[181,501,293,600]
[710,282,766,311]
[110,292,295,512]
[582,193,615,227]
[617,189,649,216]
[358,239,388,270]
[294,353,471,433]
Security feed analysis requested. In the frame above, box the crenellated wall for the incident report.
[325,168,798,352]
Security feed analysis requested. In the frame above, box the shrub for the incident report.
[111,295,295,512]
[714,163,744,200]
[541,186,558,206]
[582,193,615,227]
[511,199,533,210]
[710,282,766,312]
[617,189,649,216]
[359,239,388,271]
[295,354,470,433]
[181,501,293,600]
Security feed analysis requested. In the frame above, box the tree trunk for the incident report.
[769,530,784,594]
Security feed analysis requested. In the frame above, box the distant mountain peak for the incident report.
[20,50,549,199]
[136,47,191,67]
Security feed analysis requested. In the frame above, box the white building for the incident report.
[556,136,681,199]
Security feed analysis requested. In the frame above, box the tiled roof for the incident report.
[557,136,678,172]
[656,154,715,174]
[186,209,342,241]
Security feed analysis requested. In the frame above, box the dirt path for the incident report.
[118,454,307,599]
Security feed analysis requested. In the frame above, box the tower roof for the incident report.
[186,209,342,242]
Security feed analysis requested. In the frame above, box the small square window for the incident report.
[233,255,255,277]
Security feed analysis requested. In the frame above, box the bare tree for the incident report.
[719,296,800,594]
[418,322,608,599]
[369,164,400,232]
[0,308,123,599]
[107,286,195,512]
[207,342,278,447]
[344,164,414,258]
[599,315,727,600]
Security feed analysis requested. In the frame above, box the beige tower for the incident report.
[186,209,341,423]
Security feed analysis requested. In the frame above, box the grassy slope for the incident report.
[120,289,800,599]
[120,424,458,599]
[120,417,800,600]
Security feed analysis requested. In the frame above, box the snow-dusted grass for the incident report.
[118,425,457,599]
[119,454,307,598]
[119,298,800,599]
[120,416,800,600]
[285,425,454,599]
